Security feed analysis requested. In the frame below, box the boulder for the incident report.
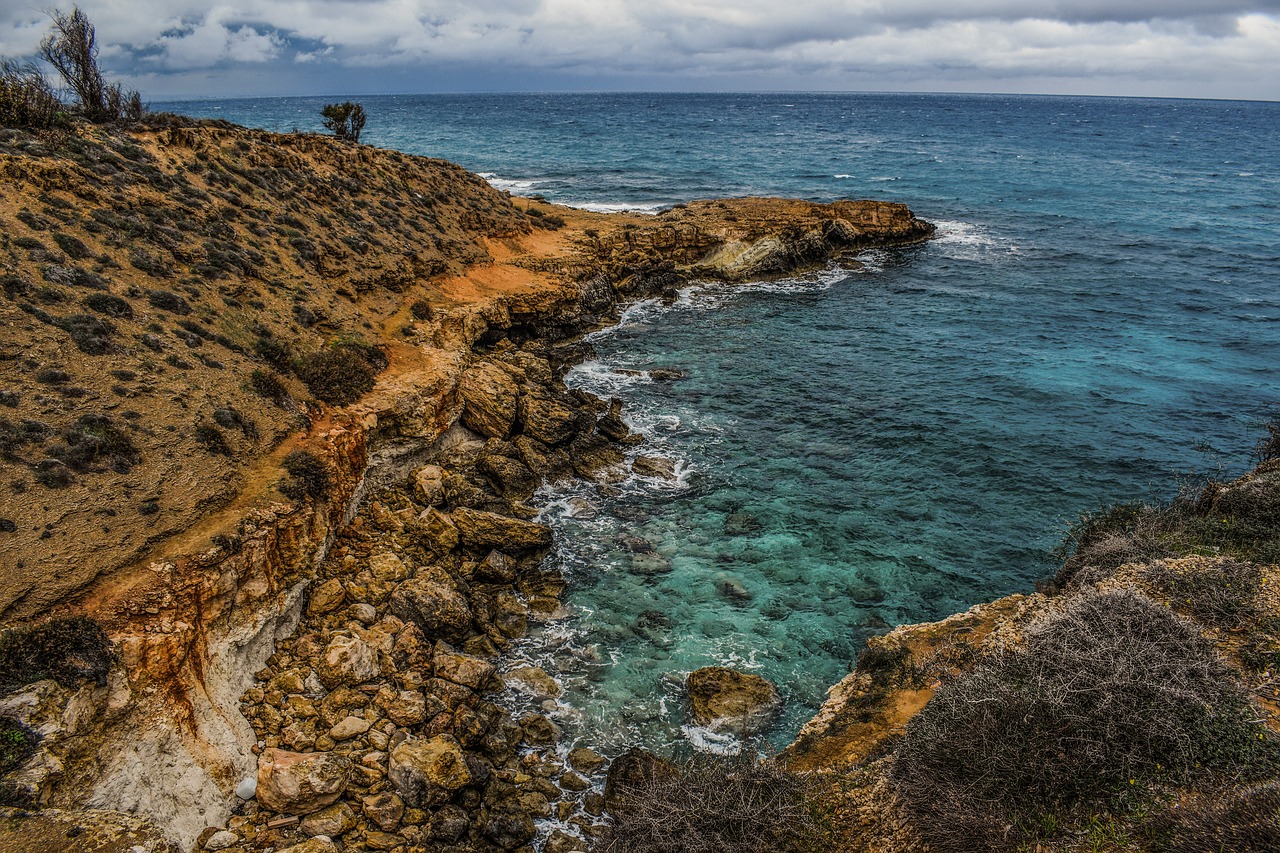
[452,507,553,550]
[567,746,607,775]
[603,747,677,813]
[632,455,678,480]
[459,362,519,438]
[416,507,460,554]
[329,715,372,741]
[503,666,562,700]
[513,435,573,480]
[478,452,537,496]
[388,735,474,807]
[595,398,636,443]
[256,748,352,814]
[434,646,497,691]
[378,689,429,726]
[298,802,356,837]
[367,552,409,582]
[411,464,446,506]
[307,578,346,615]
[389,568,473,642]
[518,395,581,446]
[362,790,405,832]
[474,549,517,583]
[315,633,380,689]
[686,667,782,735]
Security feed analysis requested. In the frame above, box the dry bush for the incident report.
[1142,558,1264,629]
[598,752,821,853]
[0,616,113,694]
[294,342,384,406]
[0,60,63,129]
[892,588,1279,852]
[1148,782,1280,853]
[279,449,331,501]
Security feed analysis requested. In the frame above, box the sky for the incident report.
[1,1,1278,102]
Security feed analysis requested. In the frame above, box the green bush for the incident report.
[293,343,383,406]
[320,101,366,142]
[280,449,331,501]
[0,616,113,694]
[892,589,1279,852]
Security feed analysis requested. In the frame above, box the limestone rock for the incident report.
[518,395,581,446]
[460,362,519,438]
[434,646,497,690]
[299,802,356,837]
[362,790,405,831]
[686,666,782,735]
[307,578,346,615]
[204,830,238,850]
[632,455,678,480]
[452,507,553,550]
[503,666,561,700]
[280,839,340,853]
[567,746,607,774]
[388,735,474,807]
[416,507,460,554]
[474,549,517,583]
[368,551,409,582]
[389,568,473,641]
[329,715,372,741]
[315,633,380,688]
[256,748,352,814]
[412,464,446,506]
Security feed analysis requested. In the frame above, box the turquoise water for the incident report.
[158,93,1280,751]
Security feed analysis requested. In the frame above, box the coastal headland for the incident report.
[0,116,941,850]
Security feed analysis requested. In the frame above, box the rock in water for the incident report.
[686,667,782,735]
[256,748,352,814]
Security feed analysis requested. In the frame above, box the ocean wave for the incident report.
[931,219,1021,260]
[477,172,543,193]
[567,200,666,214]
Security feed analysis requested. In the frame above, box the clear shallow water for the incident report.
[158,93,1280,751]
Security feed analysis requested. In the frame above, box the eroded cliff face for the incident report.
[0,117,936,849]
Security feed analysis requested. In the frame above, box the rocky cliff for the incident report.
[0,115,935,850]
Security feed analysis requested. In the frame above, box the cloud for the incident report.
[0,1,1276,99]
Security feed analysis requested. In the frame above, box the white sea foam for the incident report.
[568,201,665,214]
[477,172,542,193]
[932,219,1020,260]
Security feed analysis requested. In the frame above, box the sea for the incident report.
[155,92,1280,755]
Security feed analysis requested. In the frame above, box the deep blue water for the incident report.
[158,93,1280,752]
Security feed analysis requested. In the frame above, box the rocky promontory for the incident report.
[0,114,935,850]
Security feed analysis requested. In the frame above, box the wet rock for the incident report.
[567,746,607,775]
[256,748,352,814]
[546,829,589,853]
[434,645,497,690]
[603,747,677,813]
[630,551,672,575]
[649,368,687,381]
[298,802,356,837]
[513,435,572,480]
[632,455,678,480]
[520,714,561,746]
[390,567,473,642]
[595,398,635,443]
[388,735,474,807]
[489,591,529,639]
[474,549,517,583]
[686,666,782,735]
[569,434,626,479]
[307,578,346,615]
[416,507,460,554]
[518,394,581,446]
[362,790,404,831]
[483,809,537,849]
[560,770,592,792]
[412,464,446,506]
[452,507,552,550]
[315,633,380,688]
[716,576,753,604]
[503,666,561,700]
[460,362,519,438]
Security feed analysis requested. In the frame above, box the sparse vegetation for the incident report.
[293,341,384,406]
[0,616,113,694]
[892,588,1280,852]
[599,751,821,852]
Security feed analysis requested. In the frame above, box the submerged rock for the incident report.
[686,666,782,735]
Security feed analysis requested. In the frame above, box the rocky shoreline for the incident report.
[0,117,937,853]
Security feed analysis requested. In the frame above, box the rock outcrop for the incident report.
[686,667,783,735]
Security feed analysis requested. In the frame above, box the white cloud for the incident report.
[0,1,1276,98]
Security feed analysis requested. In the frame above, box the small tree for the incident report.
[321,101,366,142]
[0,59,64,129]
[38,6,141,123]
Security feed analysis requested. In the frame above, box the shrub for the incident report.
[321,101,366,142]
[1149,782,1280,853]
[52,232,92,260]
[279,449,331,500]
[249,369,290,406]
[53,312,114,353]
[1143,558,1264,629]
[0,60,63,129]
[892,588,1279,852]
[0,616,113,694]
[49,413,138,473]
[598,751,820,853]
[0,716,40,773]
[82,292,132,317]
[193,422,231,456]
[38,6,142,124]
[293,343,382,406]
[409,299,433,320]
